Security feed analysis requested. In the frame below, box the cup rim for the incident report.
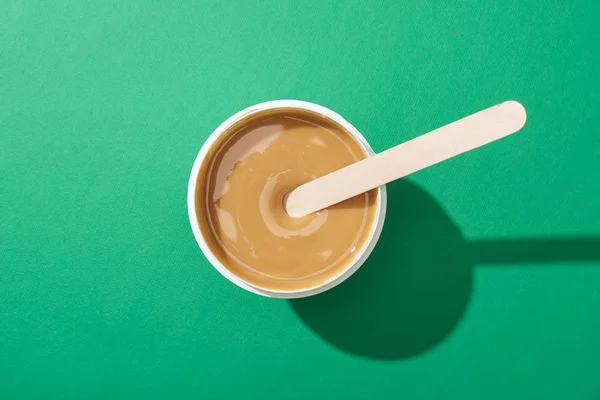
[187,100,387,298]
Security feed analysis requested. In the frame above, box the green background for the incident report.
[2,0,600,398]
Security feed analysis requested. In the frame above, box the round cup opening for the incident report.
[187,100,387,298]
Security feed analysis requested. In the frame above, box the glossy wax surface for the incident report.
[197,109,377,291]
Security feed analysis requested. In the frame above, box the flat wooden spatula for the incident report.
[285,101,527,218]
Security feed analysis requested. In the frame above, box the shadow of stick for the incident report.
[290,179,600,360]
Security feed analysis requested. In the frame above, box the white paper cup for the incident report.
[187,100,387,298]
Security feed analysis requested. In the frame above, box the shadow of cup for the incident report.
[291,179,472,359]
